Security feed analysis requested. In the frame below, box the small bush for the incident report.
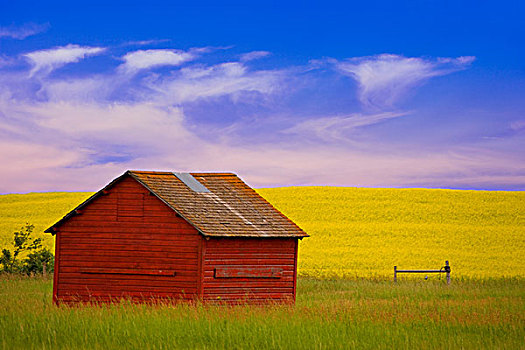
[22,248,54,275]
[0,224,54,275]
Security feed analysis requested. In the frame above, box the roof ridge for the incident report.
[46,170,309,238]
[190,173,237,177]
[128,170,237,176]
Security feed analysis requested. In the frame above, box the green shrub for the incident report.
[0,224,54,275]
[22,248,54,275]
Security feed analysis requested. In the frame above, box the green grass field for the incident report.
[1,188,524,348]
[1,276,523,349]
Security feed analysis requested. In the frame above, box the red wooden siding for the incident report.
[201,237,298,303]
[54,176,201,303]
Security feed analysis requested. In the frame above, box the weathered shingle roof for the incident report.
[46,170,308,238]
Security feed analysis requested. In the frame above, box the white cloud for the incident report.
[0,94,523,193]
[42,77,113,102]
[0,137,90,193]
[240,51,271,62]
[148,62,285,104]
[6,47,286,109]
[123,39,171,46]
[34,60,285,105]
[23,102,192,151]
[284,112,407,142]
[0,139,82,172]
[119,49,195,74]
[24,44,105,76]
[0,97,201,193]
[337,54,475,108]
[0,23,49,40]
[1,45,521,192]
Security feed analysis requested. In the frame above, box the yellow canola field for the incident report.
[0,192,91,250]
[257,187,525,279]
[0,187,524,279]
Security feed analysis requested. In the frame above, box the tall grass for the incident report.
[1,276,523,349]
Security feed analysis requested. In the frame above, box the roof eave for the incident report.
[203,234,309,238]
[46,170,310,239]
[44,171,131,235]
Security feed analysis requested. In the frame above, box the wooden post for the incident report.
[445,260,450,285]
[394,266,397,282]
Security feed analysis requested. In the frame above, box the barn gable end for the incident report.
[54,175,201,303]
[48,170,308,304]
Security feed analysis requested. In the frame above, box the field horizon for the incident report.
[1,186,524,280]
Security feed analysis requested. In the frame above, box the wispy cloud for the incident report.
[1,44,520,192]
[0,23,49,40]
[118,49,196,74]
[34,61,286,106]
[240,51,271,62]
[29,102,189,144]
[1,97,523,193]
[122,39,171,47]
[24,44,105,76]
[336,54,475,108]
[284,111,407,142]
[147,62,285,104]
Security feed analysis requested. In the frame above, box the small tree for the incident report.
[0,224,53,275]
[22,248,54,276]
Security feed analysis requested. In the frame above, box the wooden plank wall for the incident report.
[202,237,298,303]
[55,176,200,303]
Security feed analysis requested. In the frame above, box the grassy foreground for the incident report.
[1,187,524,279]
[0,276,523,349]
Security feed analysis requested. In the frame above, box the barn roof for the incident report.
[46,170,308,238]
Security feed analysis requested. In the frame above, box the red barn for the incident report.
[46,170,308,304]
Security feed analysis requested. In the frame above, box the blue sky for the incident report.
[0,0,524,192]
